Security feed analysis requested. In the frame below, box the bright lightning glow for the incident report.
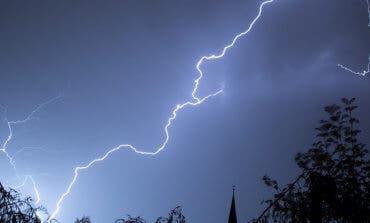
[337,0,370,76]
[49,0,275,221]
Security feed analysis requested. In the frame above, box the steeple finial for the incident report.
[228,185,238,223]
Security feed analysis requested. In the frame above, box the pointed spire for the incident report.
[228,185,237,223]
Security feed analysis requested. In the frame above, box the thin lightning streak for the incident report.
[11,147,50,160]
[12,175,29,189]
[337,0,370,76]
[11,147,72,160]
[337,59,370,76]
[29,176,41,204]
[1,120,16,168]
[49,0,275,220]
[1,94,63,168]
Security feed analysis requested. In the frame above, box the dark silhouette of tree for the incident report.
[251,98,370,223]
[115,206,185,223]
[0,182,44,223]
[75,216,92,223]
[155,206,185,223]
[115,216,146,223]
[1,181,184,223]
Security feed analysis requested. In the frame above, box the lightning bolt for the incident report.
[0,95,62,211]
[337,59,370,76]
[49,0,275,221]
[337,0,370,76]
[1,95,62,169]
[29,176,41,204]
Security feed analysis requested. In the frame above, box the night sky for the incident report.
[1,0,370,222]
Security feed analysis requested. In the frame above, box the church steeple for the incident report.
[228,185,238,223]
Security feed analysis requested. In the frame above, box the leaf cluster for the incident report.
[252,98,370,223]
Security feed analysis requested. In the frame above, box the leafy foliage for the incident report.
[251,98,370,223]
[155,206,185,223]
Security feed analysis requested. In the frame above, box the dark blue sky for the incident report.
[1,0,370,222]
